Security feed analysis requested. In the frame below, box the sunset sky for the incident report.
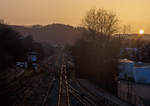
[0,0,150,33]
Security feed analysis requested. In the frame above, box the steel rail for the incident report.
[41,73,54,106]
[63,64,71,106]
[57,64,63,106]
[57,55,70,106]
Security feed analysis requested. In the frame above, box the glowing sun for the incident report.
[139,29,144,35]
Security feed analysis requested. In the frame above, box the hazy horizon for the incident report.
[0,0,150,33]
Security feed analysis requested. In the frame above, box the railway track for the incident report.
[57,56,70,106]
[62,50,126,106]
[9,49,131,106]
[58,54,97,106]
[40,55,60,106]
[41,75,55,106]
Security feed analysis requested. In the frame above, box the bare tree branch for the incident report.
[82,8,119,36]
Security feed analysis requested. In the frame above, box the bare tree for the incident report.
[82,8,119,35]
[0,19,6,24]
[122,24,131,34]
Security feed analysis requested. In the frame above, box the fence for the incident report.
[118,81,147,106]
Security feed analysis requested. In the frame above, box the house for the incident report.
[134,63,150,84]
[118,59,150,105]
[119,59,150,84]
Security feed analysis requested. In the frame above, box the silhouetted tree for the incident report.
[82,8,119,36]
[0,22,25,106]
[71,8,121,94]
[0,22,45,105]
[122,24,131,34]
[0,23,25,70]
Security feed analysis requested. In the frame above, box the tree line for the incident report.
[0,21,45,106]
[0,22,44,72]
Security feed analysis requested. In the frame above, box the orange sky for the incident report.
[0,0,150,33]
